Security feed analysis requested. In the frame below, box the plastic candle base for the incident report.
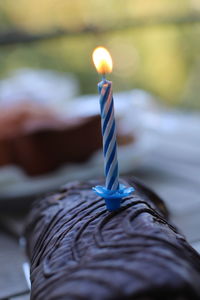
[93,184,134,211]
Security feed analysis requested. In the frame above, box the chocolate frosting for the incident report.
[25,178,200,300]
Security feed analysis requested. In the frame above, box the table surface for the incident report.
[0,111,200,300]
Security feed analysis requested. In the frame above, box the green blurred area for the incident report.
[0,0,200,109]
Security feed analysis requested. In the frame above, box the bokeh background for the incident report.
[0,0,200,108]
[0,3,200,299]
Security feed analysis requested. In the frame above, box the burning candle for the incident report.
[93,47,119,191]
[92,46,134,211]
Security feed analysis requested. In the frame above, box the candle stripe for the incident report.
[105,125,116,163]
[104,82,112,111]
[103,88,116,163]
[106,149,118,185]
[102,89,114,141]
[105,84,112,113]
[105,138,117,186]
[102,100,113,134]
[107,164,119,190]
[100,84,110,116]
[103,109,114,140]
[103,121,115,156]
[105,142,117,175]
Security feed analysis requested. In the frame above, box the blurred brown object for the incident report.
[0,102,134,176]
[0,102,101,175]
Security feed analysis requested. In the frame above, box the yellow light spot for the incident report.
[92,46,113,75]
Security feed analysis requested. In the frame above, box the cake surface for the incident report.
[25,178,200,300]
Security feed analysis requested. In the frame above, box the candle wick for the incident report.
[102,74,107,82]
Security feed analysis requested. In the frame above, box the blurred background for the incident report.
[0,0,200,108]
[0,2,200,299]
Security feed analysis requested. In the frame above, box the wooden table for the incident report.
[0,111,200,300]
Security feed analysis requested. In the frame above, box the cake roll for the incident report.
[25,178,200,300]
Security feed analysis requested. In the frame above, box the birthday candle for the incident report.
[98,79,119,190]
[92,46,134,211]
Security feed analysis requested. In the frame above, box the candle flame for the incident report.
[92,47,113,75]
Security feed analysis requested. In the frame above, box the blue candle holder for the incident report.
[93,184,134,211]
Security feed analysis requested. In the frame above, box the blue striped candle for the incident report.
[98,79,119,191]
[92,47,134,211]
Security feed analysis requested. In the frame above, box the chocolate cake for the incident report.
[0,103,133,176]
[25,178,200,300]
